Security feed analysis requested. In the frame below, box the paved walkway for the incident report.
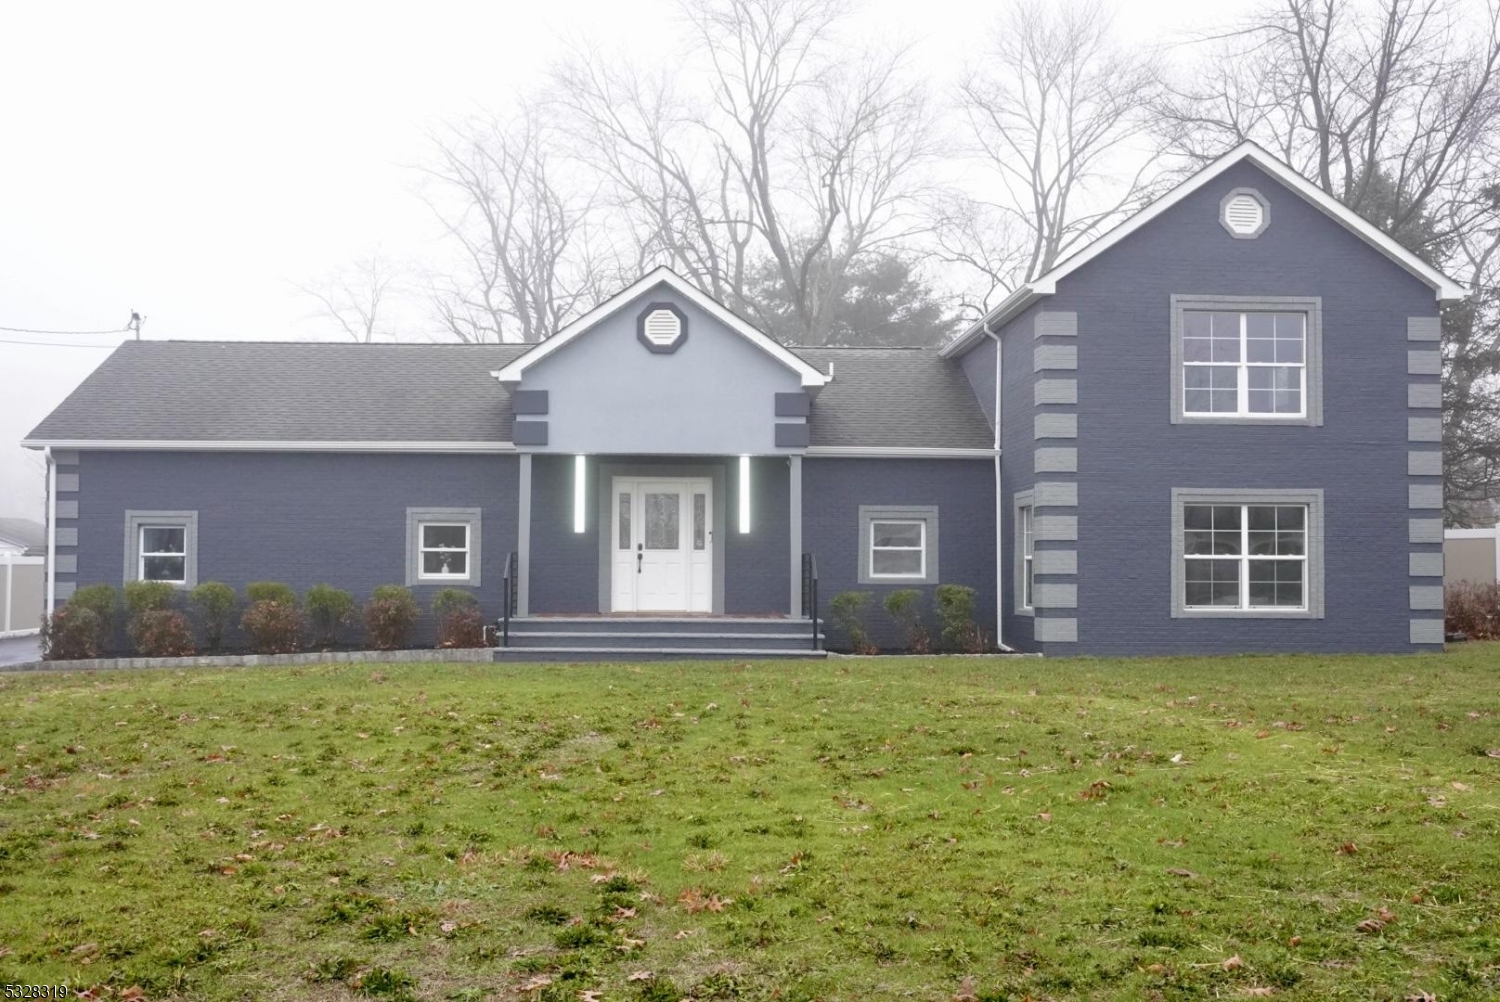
[0,635,41,667]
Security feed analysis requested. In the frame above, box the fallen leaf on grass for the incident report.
[1377,906,1398,923]
[1405,992,1437,1002]
[1486,749,1500,759]
[952,975,979,1001]
[1287,935,1302,947]
[1243,988,1275,997]
[120,988,147,1001]
[627,971,654,981]
[1079,780,1112,801]
[1222,954,1244,971]
[1336,842,1358,855]
[1166,868,1198,878]
[1356,918,1385,934]
[519,974,553,992]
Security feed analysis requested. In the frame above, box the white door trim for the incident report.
[611,476,714,612]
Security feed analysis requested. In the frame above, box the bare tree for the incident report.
[1443,177,1500,524]
[1156,0,1500,258]
[420,101,616,343]
[554,0,937,344]
[298,254,401,343]
[941,0,1165,315]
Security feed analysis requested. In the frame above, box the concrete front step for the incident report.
[506,631,819,651]
[493,646,828,662]
[505,616,814,635]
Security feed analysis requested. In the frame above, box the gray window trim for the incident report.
[1012,489,1035,616]
[1169,295,1323,427]
[1170,488,1325,619]
[124,510,198,589]
[857,505,939,585]
[406,507,482,587]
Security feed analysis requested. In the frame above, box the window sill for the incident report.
[1173,607,1319,620]
[1175,414,1316,426]
[1015,607,1035,618]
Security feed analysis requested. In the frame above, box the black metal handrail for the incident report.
[500,551,517,647]
[801,552,820,651]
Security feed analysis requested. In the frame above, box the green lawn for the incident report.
[1,649,1498,1001]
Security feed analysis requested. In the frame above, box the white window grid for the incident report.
[418,522,470,580]
[1183,504,1308,612]
[1182,312,1307,418]
[139,525,188,584]
[868,519,926,580]
[1020,506,1035,609]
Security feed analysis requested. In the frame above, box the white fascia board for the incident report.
[940,142,1467,359]
[490,266,828,389]
[804,446,998,459]
[21,439,516,453]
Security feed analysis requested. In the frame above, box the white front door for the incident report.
[611,477,712,612]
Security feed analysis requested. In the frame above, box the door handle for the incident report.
[637,543,643,574]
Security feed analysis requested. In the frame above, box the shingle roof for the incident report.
[796,347,994,449]
[26,342,531,443]
[25,340,992,450]
[0,517,46,555]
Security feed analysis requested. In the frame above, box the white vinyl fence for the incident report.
[1,553,45,638]
[1444,526,1500,588]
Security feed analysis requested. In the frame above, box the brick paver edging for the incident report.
[4,648,495,673]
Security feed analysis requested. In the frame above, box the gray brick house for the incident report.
[24,142,1463,656]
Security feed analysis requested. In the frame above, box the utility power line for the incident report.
[0,325,130,336]
[0,335,123,348]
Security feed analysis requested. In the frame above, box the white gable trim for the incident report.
[942,142,1467,358]
[490,267,828,389]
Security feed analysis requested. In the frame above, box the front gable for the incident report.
[496,270,822,454]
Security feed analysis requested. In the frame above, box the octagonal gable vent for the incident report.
[637,302,688,353]
[644,309,680,344]
[1220,188,1269,238]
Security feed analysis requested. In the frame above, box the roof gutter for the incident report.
[939,282,1052,359]
[20,440,517,454]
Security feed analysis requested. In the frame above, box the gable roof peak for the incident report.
[941,141,1466,358]
[490,267,828,389]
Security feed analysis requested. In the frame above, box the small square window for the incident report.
[857,506,939,585]
[406,508,482,587]
[125,511,197,588]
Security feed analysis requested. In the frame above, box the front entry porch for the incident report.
[494,613,825,660]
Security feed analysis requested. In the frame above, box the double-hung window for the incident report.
[857,506,939,585]
[869,520,925,579]
[1182,311,1305,417]
[139,526,188,584]
[1170,296,1322,426]
[1020,505,1035,609]
[1171,489,1325,619]
[405,508,482,587]
[1182,503,1306,610]
[418,523,470,580]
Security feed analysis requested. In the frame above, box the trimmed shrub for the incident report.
[241,601,305,655]
[437,606,487,649]
[124,580,176,617]
[245,581,298,606]
[40,606,103,661]
[128,610,196,657]
[1446,582,1500,640]
[365,585,420,650]
[829,590,876,654]
[883,589,930,653]
[935,584,986,653]
[191,582,237,652]
[305,584,356,648]
[68,584,118,650]
[431,588,479,617]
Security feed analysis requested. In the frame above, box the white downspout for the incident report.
[45,447,56,617]
[988,320,1012,652]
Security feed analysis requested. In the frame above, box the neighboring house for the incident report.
[0,517,45,638]
[1445,526,1500,587]
[22,142,1464,656]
